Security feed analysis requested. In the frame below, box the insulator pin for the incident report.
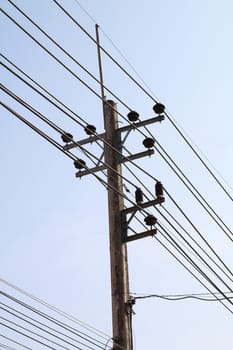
[135,188,143,203]
[153,103,165,114]
[74,159,86,169]
[127,111,139,122]
[143,137,155,149]
[144,215,157,226]
[155,181,164,197]
[61,132,73,143]
[84,124,96,135]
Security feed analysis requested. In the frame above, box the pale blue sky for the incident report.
[1,1,233,349]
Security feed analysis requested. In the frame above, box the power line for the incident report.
[133,293,233,302]
[0,321,57,350]
[0,307,98,350]
[3,59,231,249]
[157,224,233,305]
[2,82,233,292]
[0,335,32,350]
[2,86,233,300]
[52,0,233,203]
[153,234,233,314]
[7,0,132,112]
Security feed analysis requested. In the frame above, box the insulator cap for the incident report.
[61,132,73,143]
[84,124,96,135]
[74,159,86,169]
[143,137,155,149]
[144,215,157,226]
[153,103,165,114]
[127,111,139,122]
[156,181,164,197]
[135,188,143,203]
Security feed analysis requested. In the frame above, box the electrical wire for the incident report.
[3,57,231,252]
[130,214,233,312]
[154,234,233,314]
[1,4,231,318]
[7,0,132,112]
[2,103,233,322]
[0,335,32,350]
[52,0,233,203]
[2,55,230,244]
[0,286,112,345]
[1,305,104,350]
[3,49,231,244]
[144,127,233,237]
[1,101,161,224]
[0,321,57,350]
[2,87,233,302]
[157,224,233,304]
[133,294,233,302]
[3,3,230,244]
[72,0,233,199]
[1,84,233,300]
[0,343,16,350]
[120,147,233,282]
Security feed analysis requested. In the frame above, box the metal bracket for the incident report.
[123,196,165,215]
[123,229,157,243]
[75,149,154,178]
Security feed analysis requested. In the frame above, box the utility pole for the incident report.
[64,102,165,350]
[63,27,165,350]
[104,100,131,350]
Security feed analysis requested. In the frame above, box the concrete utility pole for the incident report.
[104,100,131,350]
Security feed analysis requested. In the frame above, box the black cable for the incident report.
[121,149,233,281]
[0,101,111,191]
[0,306,100,350]
[3,5,231,231]
[163,110,233,203]
[145,129,233,237]
[52,0,160,105]
[157,224,233,306]
[2,87,233,292]
[154,233,233,314]
[2,48,233,306]
[0,82,140,194]
[7,0,131,112]
[0,322,57,350]
[2,103,233,318]
[134,294,233,302]
[6,79,232,290]
[0,7,122,119]
[52,0,233,203]
[125,210,233,313]
[5,51,228,245]
[1,315,80,350]
[0,343,16,350]
[0,63,156,193]
[0,292,111,350]
[0,335,32,350]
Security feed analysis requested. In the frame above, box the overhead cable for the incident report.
[52,0,233,202]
